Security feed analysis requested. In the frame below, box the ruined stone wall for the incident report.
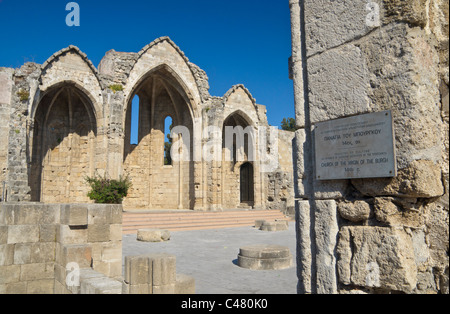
[290,0,449,294]
[96,39,292,212]
[266,130,296,215]
[4,63,42,202]
[0,37,294,213]
[0,68,14,192]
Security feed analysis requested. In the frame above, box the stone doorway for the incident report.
[240,162,254,205]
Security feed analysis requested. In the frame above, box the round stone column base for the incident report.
[237,244,292,270]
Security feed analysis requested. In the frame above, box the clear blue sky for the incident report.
[0,0,294,128]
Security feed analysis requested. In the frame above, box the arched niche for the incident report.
[29,85,97,203]
[220,111,259,209]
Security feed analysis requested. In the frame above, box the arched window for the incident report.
[164,116,173,165]
[130,95,140,145]
[223,113,254,163]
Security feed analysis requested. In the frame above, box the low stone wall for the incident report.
[0,203,122,294]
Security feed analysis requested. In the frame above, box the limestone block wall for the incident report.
[0,203,122,294]
[5,63,42,202]
[290,0,449,294]
[0,68,14,191]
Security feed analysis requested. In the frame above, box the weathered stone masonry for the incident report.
[0,203,122,294]
[0,37,295,213]
[290,0,449,294]
[0,203,194,294]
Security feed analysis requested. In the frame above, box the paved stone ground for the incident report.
[122,224,298,294]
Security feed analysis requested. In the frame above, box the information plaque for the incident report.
[314,110,396,180]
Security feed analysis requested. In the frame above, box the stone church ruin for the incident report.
[0,37,295,213]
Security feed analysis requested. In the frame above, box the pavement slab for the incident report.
[122,224,297,294]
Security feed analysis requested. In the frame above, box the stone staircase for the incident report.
[122,209,290,234]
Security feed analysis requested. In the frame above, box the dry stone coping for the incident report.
[237,244,293,270]
[137,228,171,242]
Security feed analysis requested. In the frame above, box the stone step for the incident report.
[122,210,289,234]
[123,210,286,220]
[123,209,284,218]
[125,217,273,227]
[123,213,285,224]
[123,221,260,234]
[123,220,284,230]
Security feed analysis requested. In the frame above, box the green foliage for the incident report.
[164,142,172,165]
[281,117,296,132]
[85,173,132,204]
[17,89,30,101]
[164,122,174,166]
[109,84,124,93]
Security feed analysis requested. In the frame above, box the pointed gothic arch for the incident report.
[29,84,98,203]
[122,65,195,210]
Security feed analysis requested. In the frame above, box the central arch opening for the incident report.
[123,67,194,210]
